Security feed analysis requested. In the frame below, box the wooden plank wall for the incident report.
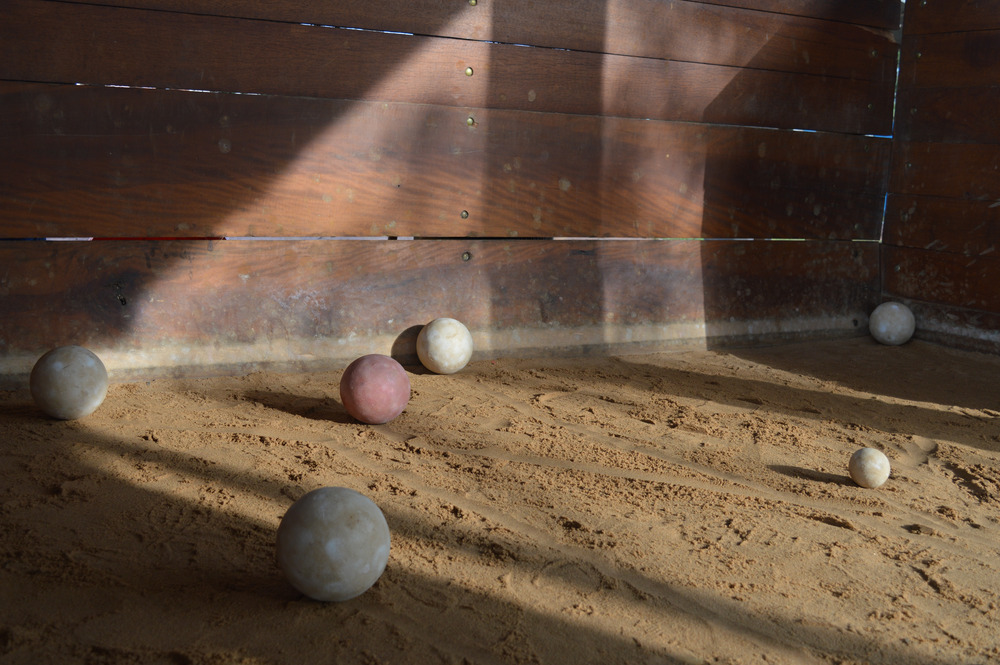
[0,0,898,379]
[884,0,1000,352]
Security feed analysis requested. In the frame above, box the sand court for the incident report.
[2,337,999,664]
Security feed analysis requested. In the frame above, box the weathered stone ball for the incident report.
[848,448,891,489]
[276,487,391,602]
[30,345,108,420]
[869,302,915,346]
[416,318,473,374]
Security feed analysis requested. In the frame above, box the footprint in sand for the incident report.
[901,435,938,467]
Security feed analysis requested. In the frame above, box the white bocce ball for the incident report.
[416,317,474,374]
[276,487,391,602]
[869,302,915,346]
[848,448,891,489]
[30,345,109,420]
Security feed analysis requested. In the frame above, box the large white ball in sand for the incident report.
[30,345,109,420]
[276,487,391,602]
[848,448,891,489]
[869,302,915,346]
[416,318,474,374]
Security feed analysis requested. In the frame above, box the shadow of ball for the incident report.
[390,324,424,369]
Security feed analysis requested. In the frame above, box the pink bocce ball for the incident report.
[339,354,410,424]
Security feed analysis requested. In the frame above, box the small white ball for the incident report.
[848,448,891,489]
[869,302,915,346]
[30,345,109,420]
[276,487,390,602]
[416,317,473,374]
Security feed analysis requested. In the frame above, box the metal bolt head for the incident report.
[469,0,477,5]
[460,210,470,219]
[466,116,475,126]
[462,251,472,261]
[465,66,474,76]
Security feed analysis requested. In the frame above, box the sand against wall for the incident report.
[1,337,999,664]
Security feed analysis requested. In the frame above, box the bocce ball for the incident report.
[848,448,891,489]
[276,486,391,602]
[869,301,915,346]
[30,345,108,420]
[339,354,410,424]
[416,317,473,374]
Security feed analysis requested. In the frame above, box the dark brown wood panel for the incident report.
[902,0,1000,35]
[696,0,900,29]
[0,1,890,134]
[900,31,1000,90]
[890,142,1000,200]
[883,245,1000,313]
[1,83,889,240]
[894,30,1000,142]
[884,195,1000,255]
[60,0,899,78]
[894,85,1000,143]
[0,238,877,375]
[883,3,1000,339]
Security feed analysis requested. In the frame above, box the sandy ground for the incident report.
[2,337,1000,664]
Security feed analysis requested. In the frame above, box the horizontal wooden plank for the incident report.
[889,142,1000,200]
[902,0,1000,35]
[1,83,890,240]
[899,31,1000,90]
[56,0,900,77]
[894,85,1000,143]
[696,0,901,29]
[882,244,1000,312]
[884,195,1000,255]
[0,238,877,376]
[0,1,892,134]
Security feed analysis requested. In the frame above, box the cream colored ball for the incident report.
[848,448,891,489]
[30,346,108,420]
[276,487,391,602]
[869,302,915,346]
[416,318,473,374]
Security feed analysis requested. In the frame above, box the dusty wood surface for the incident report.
[899,30,1000,91]
[883,195,1000,256]
[890,142,1000,200]
[902,0,1000,34]
[894,86,1000,143]
[1,1,893,135]
[0,0,896,369]
[882,6,1000,353]
[695,0,900,27]
[0,239,877,378]
[881,245,1000,354]
[2,82,890,240]
[893,23,1000,144]
[881,7,1000,353]
[883,245,1000,313]
[44,0,901,75]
